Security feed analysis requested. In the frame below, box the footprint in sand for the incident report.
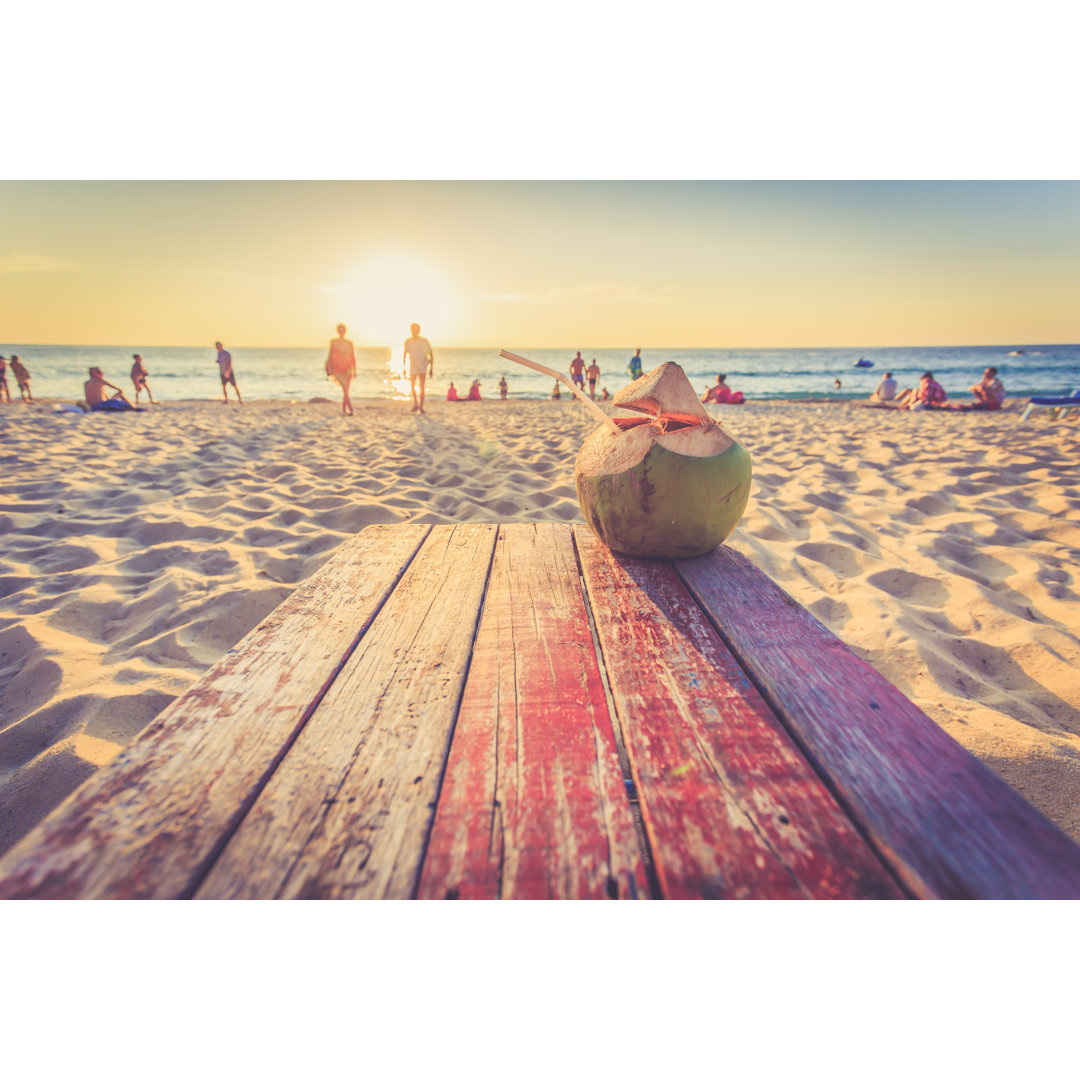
[866,568,949,607]
[794,541,865,579]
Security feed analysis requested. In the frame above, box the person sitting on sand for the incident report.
[466,379,482,401]
[85,367,136,411]
[871,371,897,403]
[895,371,947,410]
[0,356,11,403]
[130,354,155,405]
[600,386,610,401]
[447,382,459,401]
[701,373,745,405]
[586,360,601,399]
[968,367,1005,410]
[326,323,357,416]
[499,376,508,400]
[570,352,585,391]
[215,341,243,405]
[552,380,562,400]
[404,323,433,414]
[10,356,32,402]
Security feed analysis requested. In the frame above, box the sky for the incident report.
[3,180,1079,350]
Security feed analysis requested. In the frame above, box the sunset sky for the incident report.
[3,180,1079,349]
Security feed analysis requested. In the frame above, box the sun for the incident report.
[343,255,463,349]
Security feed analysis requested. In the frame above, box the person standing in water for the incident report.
[498,376,508,400]
[215,341,243,404]
[130,354,156,405]
[570,352,586,391]
[628,349,643,380]
[403,323,433,414]
[0,356,11,403]
[326,323,357,416]
[586,359,601,399]
[10,356,32,402]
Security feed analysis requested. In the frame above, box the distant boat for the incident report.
[854,358,874,368]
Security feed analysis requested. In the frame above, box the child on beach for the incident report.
[10,356,32,402]
[628,350,643,380]
[130,354,155,405]
[447,383,459,401]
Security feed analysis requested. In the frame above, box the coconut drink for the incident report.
[500,351,752,559]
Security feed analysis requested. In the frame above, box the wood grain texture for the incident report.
[196,524,499,899]
[674,543,1080,899]
[573,527,903,899]
[417,524,648,899]
[0,524,431,900]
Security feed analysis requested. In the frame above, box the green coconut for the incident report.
[575,362,752,559]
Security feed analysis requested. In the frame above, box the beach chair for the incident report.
[1020,387,1080,423]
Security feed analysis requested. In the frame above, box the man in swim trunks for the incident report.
[628,349,643,380]
[586,359,600,399]
[84,366,134,410]
[0,356,11,403]
[215,341,243,405]
[10,356,32,402]
[969,367,1005,410]
[130,354,156,405]
[326,323,357,416]
[403,323,433,414]
[570,352,586,391]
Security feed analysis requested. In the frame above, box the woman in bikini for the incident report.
[326,323,357,416]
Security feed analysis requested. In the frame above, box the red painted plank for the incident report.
[674,544,1080,899]
[418,524,648,899]
[574,528,904,899]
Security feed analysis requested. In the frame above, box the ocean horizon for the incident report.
[4,343,1078,405]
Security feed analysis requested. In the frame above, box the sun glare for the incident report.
[345,255,462,352]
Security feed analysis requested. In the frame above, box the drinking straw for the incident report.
[499,349,621,434]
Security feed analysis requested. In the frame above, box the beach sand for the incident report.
[2,395,1079,856]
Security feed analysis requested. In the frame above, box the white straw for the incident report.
[499,349,621,435]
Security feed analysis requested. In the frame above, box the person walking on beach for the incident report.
[130,354,155,405]
[403,323,433,414]
[326,323,357,416]
[871,371,897,403]
[10,356,32,402]
[570,352,586,391]
[629,349,643,380]
[0,356,11,403]
[586,359,600,399]
[968,367,1005,410]
[215,341,243,405]
[84,367,135,411]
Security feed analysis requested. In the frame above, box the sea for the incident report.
[3,343,1079,405]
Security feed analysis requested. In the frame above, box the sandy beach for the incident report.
[1,394,1078,856]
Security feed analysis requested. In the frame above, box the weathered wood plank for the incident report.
[0,524,432,900]
[196,524,499,900]
[574,527,903,899]
[674,544,1080,899]
[417,524,648,899]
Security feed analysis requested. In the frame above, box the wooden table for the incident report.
[3,522,1079,900]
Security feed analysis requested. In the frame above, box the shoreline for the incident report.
[2,396,1078,855]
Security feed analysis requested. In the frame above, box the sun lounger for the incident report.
[1020,388,1080,423]
[2,522,1080,899]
